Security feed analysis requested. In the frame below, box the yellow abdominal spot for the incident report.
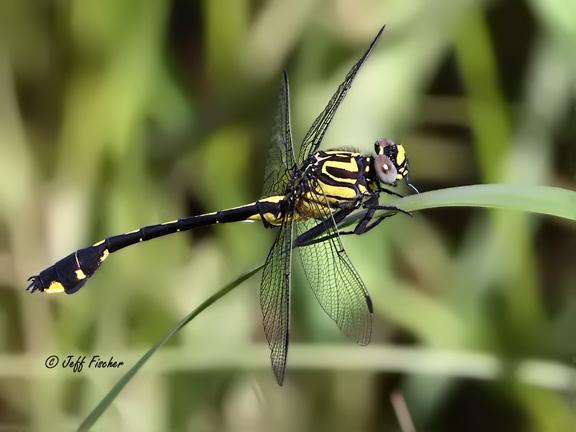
[46,281,65,294]
[317,183,357,200]
[75,269,87,280]
[247,212,284,226]
[100,249,110,262]
[396,145,406,166]
[245,196,286,225]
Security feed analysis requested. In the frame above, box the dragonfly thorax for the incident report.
[291,150,373,220]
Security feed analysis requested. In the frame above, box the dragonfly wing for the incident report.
[297,26,385,164]
[263,71,297,197]
[260,214,294,385]
[295,180,373,345]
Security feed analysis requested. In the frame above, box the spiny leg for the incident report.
[378,186,404,198]
[293,208,352,248]
[369,204,412,218]
[352,211,399,235]
[295,197,411,247]
[349,192,412,235]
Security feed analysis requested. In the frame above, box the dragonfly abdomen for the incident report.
[27,200,285,295]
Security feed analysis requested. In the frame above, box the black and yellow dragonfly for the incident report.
[27,26,417,385]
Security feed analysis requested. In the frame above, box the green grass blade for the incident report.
[394,185,575,220]
[77,264,264,432]
[338,185,575,228]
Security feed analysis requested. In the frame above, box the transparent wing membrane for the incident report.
[260,212,294,385]
[297,26,385,164]
[296,180,373,345]
[263,71,296,197]
[258,25,385,379]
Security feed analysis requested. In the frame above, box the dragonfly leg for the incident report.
[344,200,411,236]
[293,208,351,247]
[368,204,412,218]
[295,206,380,246]
[352,211,398,235]
[300,204,411,246]
[378,186,404,198]
[350,191,415,235]
[294,215,383,246]
[295,195,412,247]
[295,231,342,247]
[364,188,411,216]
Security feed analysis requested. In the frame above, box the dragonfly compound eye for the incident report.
[374,153,398,185]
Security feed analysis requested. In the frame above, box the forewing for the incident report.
[297,26,385,164]
[295,180,373,345]
[263,71,296,197]
[260,214,294,385]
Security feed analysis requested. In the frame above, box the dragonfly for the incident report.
[27,26,418,385]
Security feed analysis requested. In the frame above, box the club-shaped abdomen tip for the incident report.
[26,244,109,295]
[26,253,86,294]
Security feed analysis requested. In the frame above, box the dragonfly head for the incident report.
[373,138,418,193]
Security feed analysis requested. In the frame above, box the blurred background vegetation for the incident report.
[0,0,575,430]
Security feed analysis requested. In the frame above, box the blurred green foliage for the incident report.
[0,0,575,430]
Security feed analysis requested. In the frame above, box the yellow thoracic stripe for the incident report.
[396,144,406,166]
[314,182,357,200]
[320,160,359,184]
